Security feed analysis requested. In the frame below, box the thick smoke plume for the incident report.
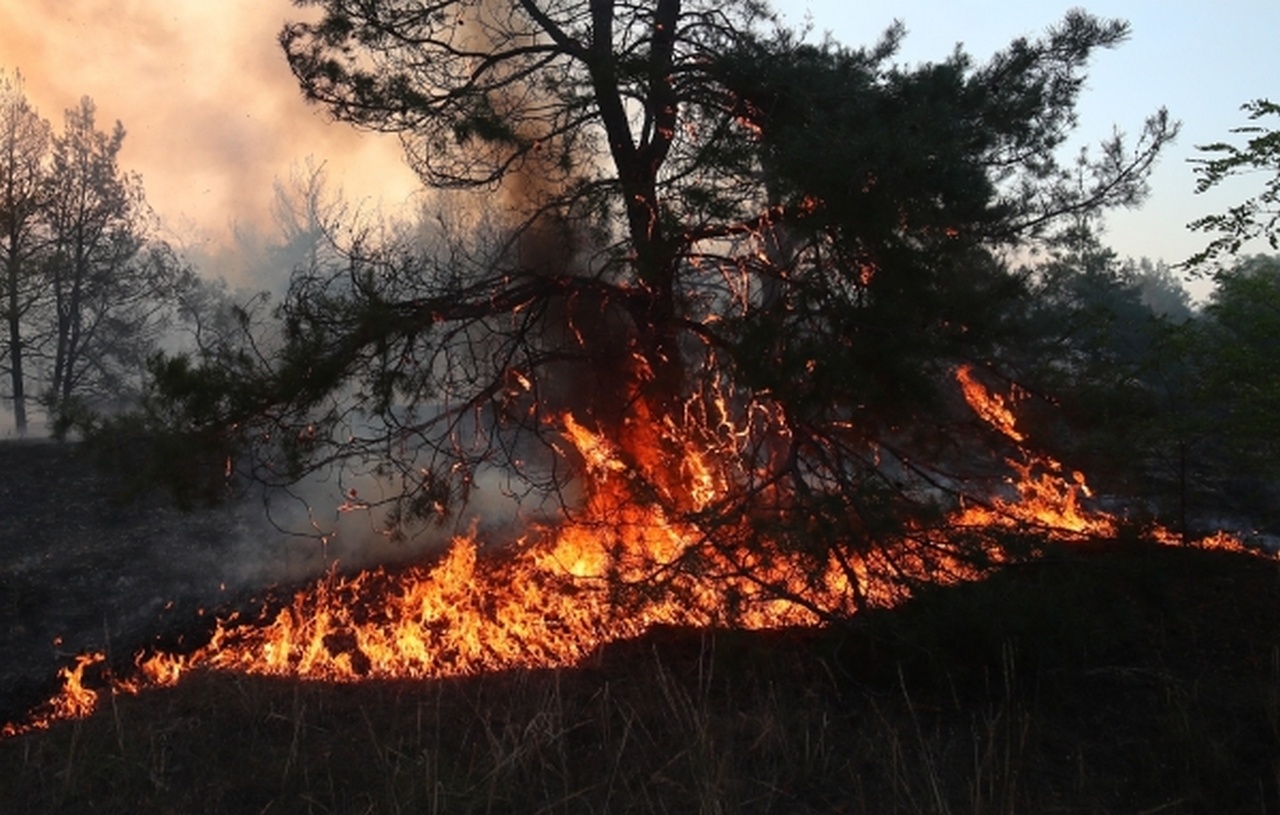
[221,0,601,582]
[0,1,628,579]
[0,0,419,286]
[458,1,640,435]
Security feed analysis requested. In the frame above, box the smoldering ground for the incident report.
[0,437,549,726]
[0,439,238,721]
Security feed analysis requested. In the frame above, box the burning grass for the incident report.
[1,543,1277,814]
[1,367,1268,737]
[1,368,1277,812]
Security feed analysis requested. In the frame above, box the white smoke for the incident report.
[0,0,419,272]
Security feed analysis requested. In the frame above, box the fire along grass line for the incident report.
[2,368,1269,738]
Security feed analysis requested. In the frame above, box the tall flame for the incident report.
[2,366,1264,737]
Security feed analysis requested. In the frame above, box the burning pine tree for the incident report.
[72,3,1177,658]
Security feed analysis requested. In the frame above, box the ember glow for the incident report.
[0,368,1261,738]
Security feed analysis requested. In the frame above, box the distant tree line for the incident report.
[1009,228,1280,533]
[0,69,228,435]
[1010,96,1280,535]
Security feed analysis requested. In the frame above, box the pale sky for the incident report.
[0,0,1275,283]
[778,1,1280,274]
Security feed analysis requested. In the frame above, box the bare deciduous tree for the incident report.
[0,70,51,434]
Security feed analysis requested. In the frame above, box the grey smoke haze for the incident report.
[0,1,584,579]
[0,0,420,286]
[224,463,564,587]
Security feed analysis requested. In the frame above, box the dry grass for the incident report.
[1,542,1277,813]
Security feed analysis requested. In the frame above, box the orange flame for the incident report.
[3,366,1268,736]
[955,364,1024,443]
[951,365,1115,537]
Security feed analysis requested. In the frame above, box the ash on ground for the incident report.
[0,440,350,724]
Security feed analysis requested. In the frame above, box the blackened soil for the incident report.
[0,440,249,723]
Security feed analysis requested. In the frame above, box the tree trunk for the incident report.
[5,263,25,434]
[587,0,685,416]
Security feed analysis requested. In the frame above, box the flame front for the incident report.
[3,367,1261,737]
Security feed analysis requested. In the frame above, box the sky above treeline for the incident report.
[779,0,1280,283]
[0,0,1276,288]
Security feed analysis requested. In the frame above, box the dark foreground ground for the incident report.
[0,441,1278,813]
[0,440,251,719]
